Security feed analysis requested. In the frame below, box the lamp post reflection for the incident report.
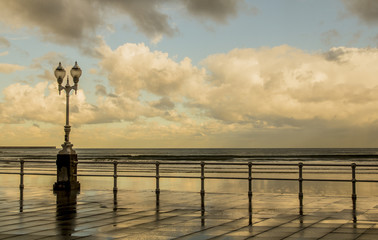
[55,190,79,237]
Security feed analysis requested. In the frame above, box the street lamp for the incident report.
[53,62,81,191]
[55,61,81,154]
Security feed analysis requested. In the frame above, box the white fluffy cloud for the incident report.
[98,42,206,100]
[94,43,378,130]
[2,43,378,147]
[197,46,378,128]
[3,43,378,129]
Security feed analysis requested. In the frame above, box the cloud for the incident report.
[0,1,101,46]
[0,0,249,47]
[343,0,378,25]
[0,80,160,125]
[0,37,10,48]
[151,97,175,110]
[95,42,378,131]
[197,46,378,128]
[321,29,340,46]
[106,0,177,41]
[95,84,107,96]
[183,0,248,23]
[2,42,378,147]
[31,52,68,70]
[0,63,24,73]
[97,42,206,100]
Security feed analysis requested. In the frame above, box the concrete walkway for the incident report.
[0,187,378,239]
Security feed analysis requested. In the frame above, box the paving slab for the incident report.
[0,187,378,239]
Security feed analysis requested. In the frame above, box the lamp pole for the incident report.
[53,62,82,191]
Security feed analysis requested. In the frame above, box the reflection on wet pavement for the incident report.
[55,190,79,237]
[1,186,378,239]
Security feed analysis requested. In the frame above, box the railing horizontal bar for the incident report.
[77,174,114,177]
[117,174,155,178]
[0,172,19,175]
[160,176,201,179]
[200,162,248,166]
[252,177,298,181]
[205,176,248,180]
[357,179,378,183]
[24,173,55,176]
[157,162,203,165]
[239,163,299,166]
[10,160,55,164]
[303,178,350,182]
[303,163,355,167]
[79,161,120,165]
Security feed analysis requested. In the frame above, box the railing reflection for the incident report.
[353,197,357,223]
[19,186,23,213]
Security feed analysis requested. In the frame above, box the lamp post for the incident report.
[53,62,81,191]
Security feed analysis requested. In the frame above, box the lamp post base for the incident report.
[53,153,80,191]
[53,181,80,191]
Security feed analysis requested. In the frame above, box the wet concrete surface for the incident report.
[1,187,378,239]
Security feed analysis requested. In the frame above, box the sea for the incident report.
[1,147,378,162]
[2,147,378,196]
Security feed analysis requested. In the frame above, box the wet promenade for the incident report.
[1,187,378,239]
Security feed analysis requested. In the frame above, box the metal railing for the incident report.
[2,159,378,224]
[2,159,378,196]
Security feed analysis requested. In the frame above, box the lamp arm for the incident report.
[73,84,78,94]
[58,84,65,95]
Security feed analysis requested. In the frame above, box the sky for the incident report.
[1,0,378,148]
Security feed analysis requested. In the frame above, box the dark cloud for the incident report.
[321,29,340,46]
[95,84,107,96]
[323,47,349,62]
[0,0,100,45]
[31,52,68,69]
[183,0,246,23]
[343,0,378,24]
[0,0,248,48]
[0,36,10,48]
[151,97,175,110]
[105,0,177,40]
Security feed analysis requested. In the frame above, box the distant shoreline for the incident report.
[0,146,56,149]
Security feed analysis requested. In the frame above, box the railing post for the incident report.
[351,163,357,201]
[113,160,118,192]
[248,162,252,225]
[20,159,24,190]
[298,162,303,215]
[155,161,160,194]
[248,162,252,197]
[201,161,205,196]
[19,159,24,213]
[200,161,205,226]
